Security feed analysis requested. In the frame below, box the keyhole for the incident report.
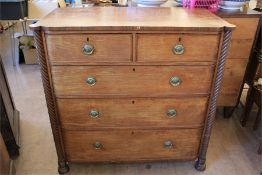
[131,131,134,135]
[132,100,135,104]
[133,68,136,72]
[86,37,89,42]
[178,37,182,42]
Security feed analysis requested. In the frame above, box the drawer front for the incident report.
[46,34,132,63]
[63,129,202,162]
[137,34,219,62]
[52,66,214,96]
[58,97,208,129]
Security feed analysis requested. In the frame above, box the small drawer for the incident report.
[45,34,132,64]
[51,66,214,97]
[137,34,219,62]
[57,97,208,129]
[63,129,202,162]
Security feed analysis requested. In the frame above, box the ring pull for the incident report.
[170,76,181,87]
[172,44,184,55]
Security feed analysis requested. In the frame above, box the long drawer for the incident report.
[63,128,202,162]
[57,97,208,129]
[52,66,214,97]
[137,34,219,62]
[45,34,133,63]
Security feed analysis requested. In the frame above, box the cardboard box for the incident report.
[22,48,38,65]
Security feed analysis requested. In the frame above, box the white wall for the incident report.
[28,0,58,19]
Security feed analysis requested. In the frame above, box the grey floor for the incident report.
[0,24,261,175]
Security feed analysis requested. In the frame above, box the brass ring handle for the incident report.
[86,76,96,86]
[167,108,177,118]
[93,142,103,150]
[83,43,94,55]
[172,44,184,55]
[90,109,99,118]
[170,76,181,87]
[164,140,173,149]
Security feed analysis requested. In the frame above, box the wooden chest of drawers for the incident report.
[216,14,261,108]
[30,7,234,174]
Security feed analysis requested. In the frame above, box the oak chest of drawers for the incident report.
[30,7,234,174]
[215,11,261,117]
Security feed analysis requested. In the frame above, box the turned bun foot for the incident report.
[195,159,206,171]
[58,162,70,174]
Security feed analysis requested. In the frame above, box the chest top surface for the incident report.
[30,7,234,31]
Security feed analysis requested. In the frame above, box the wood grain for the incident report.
[227,39,254,59]
[31,6,235,173]
[29,7,234,31]
[216,9,261,18]
[63,128,202,162]
[217,93,238,106]
[224,18,259,40]
[46,34,132,63]
[33,31,69,173]
[57,97,208,129]
[218,52,249,106]
[50,61,215,66]
[195,27,233,171]
[137,34,219,62]
[217,17,260,106]
[51,66,214,97]
[220,59,248,94]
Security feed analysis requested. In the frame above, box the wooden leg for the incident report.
[195,158,206,171]
[253,107,261,130]
[33,30,69,174]
[58,161,69,174]
[196,28,233,172]
[223,106,235,118]
[241,87,254,127]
